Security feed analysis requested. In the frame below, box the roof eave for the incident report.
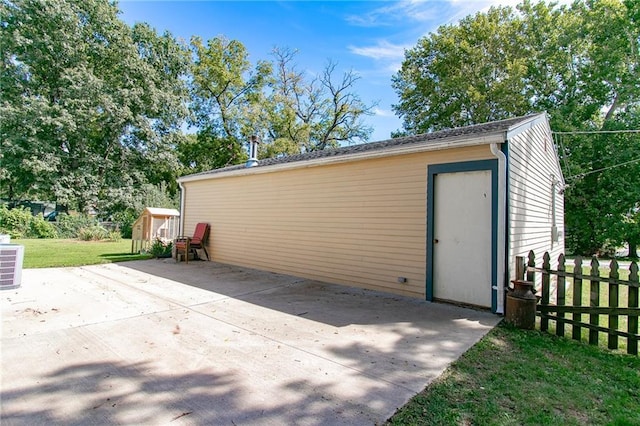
[178,131,506,184]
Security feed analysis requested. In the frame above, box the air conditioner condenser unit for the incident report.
[0,244,24,290]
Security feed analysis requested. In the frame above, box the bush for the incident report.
[30,214,59,238]
[55,213,98,238]
[78,225,109,241]
[0,206,58,239]
[107,230,122,242]
[111,210,137,239]
[0,205,32,238]
[149,238,172,258]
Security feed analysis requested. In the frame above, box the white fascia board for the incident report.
[505,112,547,140]
[505,112,566,186]
[178,132,505,184]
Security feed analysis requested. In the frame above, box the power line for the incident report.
[553,132,573,177]
[566,156,640,181]
[554,129,640,182]
[553,129,640,135]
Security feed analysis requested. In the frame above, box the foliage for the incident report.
[393,0,638,133]
[111,210,137,239]
[1,1,377,218]
[15,238,152,268]
[54,213,98,239]
[0,0,190,213]
[187,36,269,170]
[261,48,375,154]
[561,108,640,257]
[184,40,376,169]
[387,322,640,425]
[29,214,58,239]
[0,205,57,238]
[0,205,32,238]
[107,230,122,242]
[102,182,178,239]
[392,0,640,256]
[149,238,172,258]
[77,225,109,241]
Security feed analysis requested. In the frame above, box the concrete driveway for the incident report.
[1,260,500,425]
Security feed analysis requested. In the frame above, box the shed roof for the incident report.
[143,207,180,217]
[179,112,547,183]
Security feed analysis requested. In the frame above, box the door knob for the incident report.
[434,239,439,244]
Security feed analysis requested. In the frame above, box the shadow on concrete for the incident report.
[120,259,498,329]
[1,260,500,425]
[1,360,383,425]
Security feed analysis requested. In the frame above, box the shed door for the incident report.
[433,170,492,307]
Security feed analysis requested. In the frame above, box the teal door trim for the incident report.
[426,159,499,312]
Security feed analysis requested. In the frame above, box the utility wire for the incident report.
[552,129,640,135]
[553,129,640,183]
[566,156,640,181]
[553,133,573,178]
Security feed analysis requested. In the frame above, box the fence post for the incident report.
[515,256,525,281]
[541,252,551,332]
[629,262,639,356]
[527,251,536,283]
[573,257,583,341]
[608,260,619,350]
[557,254,566,337]
[589,257,600,346]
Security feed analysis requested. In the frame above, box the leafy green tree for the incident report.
[392,0,639,133]
[0,0,189,213]
[392,6,528,134]
[262,48,374,155]
[187,42,376,164]
[189,36,271,168]
[561,109,640,257]
[392,0,639,256]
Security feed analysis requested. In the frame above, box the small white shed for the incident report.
[178,113,565,314]
[131,207,180,253]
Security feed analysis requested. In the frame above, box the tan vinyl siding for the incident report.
[508,121,565,280]
[183,145,493,299]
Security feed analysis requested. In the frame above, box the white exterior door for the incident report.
[433,170,492,307]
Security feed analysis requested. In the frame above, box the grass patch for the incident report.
[387,322,640,426]
[14,239,152,268]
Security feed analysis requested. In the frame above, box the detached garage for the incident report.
[177,113,564,314]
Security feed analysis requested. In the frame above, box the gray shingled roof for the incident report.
[183,113,542,179]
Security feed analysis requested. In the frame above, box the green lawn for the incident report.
[14,238,152,268]
[387,322,640,425]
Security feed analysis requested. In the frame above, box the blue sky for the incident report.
[118,0,525,142]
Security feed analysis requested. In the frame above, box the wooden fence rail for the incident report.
[515,251,639,355]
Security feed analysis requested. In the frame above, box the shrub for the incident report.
[111,210,137,239]
[56,213,98,238]
[78,225,109,241]
[107,230,122,242]
[30,214,58,238]
[149,238,172,258]
[0,205,32,238]
[0,206,57,239]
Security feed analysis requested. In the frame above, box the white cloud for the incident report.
[345,0,439,27]
[374,107,395,118]
[348,40,408,61]
[349,0,575,29]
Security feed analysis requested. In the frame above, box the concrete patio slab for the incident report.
[1,260,500,425]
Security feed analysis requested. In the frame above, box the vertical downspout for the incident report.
[490,143,507,314]
[550,176,559,245]
[178,181,185,236]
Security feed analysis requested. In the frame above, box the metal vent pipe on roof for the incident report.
[246,135,260,168]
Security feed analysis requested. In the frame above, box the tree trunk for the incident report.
[628,240,639,259]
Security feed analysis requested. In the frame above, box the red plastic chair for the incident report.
[175,223,210,263]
